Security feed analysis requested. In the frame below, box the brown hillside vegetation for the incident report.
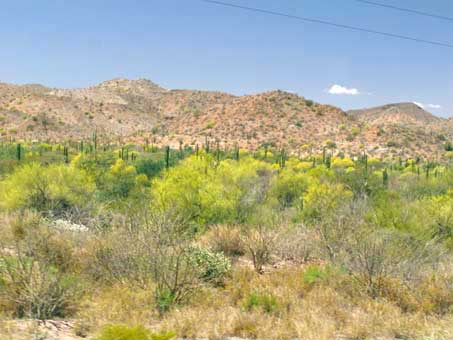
[0,79,451,158]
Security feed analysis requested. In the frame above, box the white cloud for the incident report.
[328,84,360,96]
[413,102,442,110]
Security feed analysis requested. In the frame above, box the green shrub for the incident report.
[243,292,280,314]
[97,324,176,340]
[302,265,332,285]
[0,163,95,214]
[187,246,231,285]
[155,287,175,315]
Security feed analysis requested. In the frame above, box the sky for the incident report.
[0,0,452,117]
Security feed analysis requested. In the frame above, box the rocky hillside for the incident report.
[348,103,442,126]
[348,103,451,158]
[0,78,451,158]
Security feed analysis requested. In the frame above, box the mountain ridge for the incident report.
[0,78,451,158]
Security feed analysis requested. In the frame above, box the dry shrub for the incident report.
[0,212,83,319]
[77,283,156,331]
[240,224,277,274]
[199,225,245,257]
[274,224,315,263]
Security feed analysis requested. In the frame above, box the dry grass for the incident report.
[65,265,453,340]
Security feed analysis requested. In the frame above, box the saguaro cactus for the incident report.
[16,143,21,161]
[63,146,69,164]
[383,168,389,187]
[165,146,170,169]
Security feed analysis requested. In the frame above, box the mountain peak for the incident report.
[348,102,440,125]
[96,78,166,93]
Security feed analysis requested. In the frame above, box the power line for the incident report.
[351,0,453,22]
[201,0,453,48]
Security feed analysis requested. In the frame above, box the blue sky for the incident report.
[0,0,452,117]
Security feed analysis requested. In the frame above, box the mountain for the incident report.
[0,78,451,158]
[348,102,441,127]
[347,103,451,157]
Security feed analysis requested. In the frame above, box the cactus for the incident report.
[179,140,184,159]
[383,168,389,187]
[363,153,368,177]
[16,143,21,161]
[280,148,286,169]
[216,140,220,163]
[63,146,69,164]
[165,146,170,169]
[325,154,331,169]
[205,136,210,154]
[93,130,97,152]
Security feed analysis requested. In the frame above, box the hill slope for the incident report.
[0,79,451,158]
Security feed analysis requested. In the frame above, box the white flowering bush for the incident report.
[187,246,231,285]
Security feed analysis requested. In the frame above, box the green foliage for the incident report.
[155,287,175,315]
[268,168,309,210]
[151,156,273,225]
[97,324,176,340]
[243,292,280,314]
[0,163,95,214]
[187,246,231,284]
[135,158,165,178]
[302,265,333,285]
[303,180,352,221]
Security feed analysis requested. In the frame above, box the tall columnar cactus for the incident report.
[63,146,69,164]
[120,146,125,160]
[280,148,286,169]
[93,130,98,160]
[216,140,220,163]
[93,130,97,152]
[363,153,368,177]
[205,136,210,154]
[179,140,184,159]
[16,143,21,161]
[234,144,240,162]
[165,146,170,169]
[383,168,389,187]
[325,154,331,169]
[195,144,199,157]
[322,147,326,165]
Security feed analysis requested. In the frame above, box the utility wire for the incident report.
[351,0,453,22]
[201,0,453,48]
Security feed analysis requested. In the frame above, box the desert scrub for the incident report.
[200,225,245,257]
[187,246,231,285]
[97,324,175,340]
[243,291,280,315]
[0,257,82,319]
[302,265,334,286]
[0,216,83,319]
[0,162,95,215]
